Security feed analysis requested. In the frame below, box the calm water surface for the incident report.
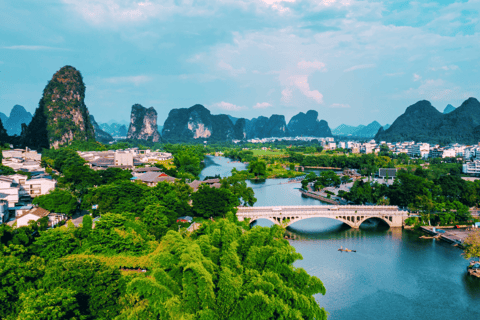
[200,156,480,319]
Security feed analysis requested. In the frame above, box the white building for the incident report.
[463,161,480,174]
[24,178,56,197]
[408,143,430,158]
[15,207,50,228]
[0,176,20,207]
[429,148,456,158]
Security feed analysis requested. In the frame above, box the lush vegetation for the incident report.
[338,169,478,226]
[0,179,326,320]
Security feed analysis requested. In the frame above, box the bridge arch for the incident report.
[285,216,356,228]
[248,217,279,226]
[357,216,392,228]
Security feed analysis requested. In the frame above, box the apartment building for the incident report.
[463,160,480,174]
[407,143,430,158]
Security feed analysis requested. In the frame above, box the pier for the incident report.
[299,189,339,205]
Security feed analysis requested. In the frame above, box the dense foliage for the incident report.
[119,219,327,320]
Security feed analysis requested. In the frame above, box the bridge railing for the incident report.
[237,210,408,217]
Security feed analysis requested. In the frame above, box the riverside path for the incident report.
[236,205,409,228]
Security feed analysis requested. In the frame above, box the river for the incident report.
[200,156,480,319]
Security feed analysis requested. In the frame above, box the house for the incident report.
[0,176,21,207]
[133,167,161,175]
[114,151,134,167]
[177,216,193,223]
[378,168,397,179]
[14,207,67,228]
[24,178,56,197]
[15,207,50,228]
[136,172,176,187]
[188,178,221,191]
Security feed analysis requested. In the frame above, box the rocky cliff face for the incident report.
[23,66,95,150]
[3,105,32,136]
[287,110,332,137]
[375,97,480,143]
[127,104,161,142]
[90,115,114,143]
[162,104,235,141]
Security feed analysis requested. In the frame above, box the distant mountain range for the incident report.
[100,122,128,137]
[375,97,480,144]
[443,104,456,114]
[0,105,32,136]
[161,104,332,142]
[332,121,385,138]
[3,64,477,147]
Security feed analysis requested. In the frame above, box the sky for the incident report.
[0,0,479,128]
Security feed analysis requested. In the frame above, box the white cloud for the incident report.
[344,64,376,72]
[261,0,295,4]
[2,45,67,51]
[104,75,153,85]
[329,103,351,108]
[413,73,422,82]
[297,60,326,71]
[283,75,323,104]
[213,101,246,111]
[401,78,471,102]
[253,102,272,109]
[218,60,246,76]
[430,65,459,71]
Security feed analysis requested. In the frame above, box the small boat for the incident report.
[338,246,356,253]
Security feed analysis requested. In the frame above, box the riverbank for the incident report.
[419,225,474,248]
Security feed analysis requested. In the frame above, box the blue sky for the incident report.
[1,0,479,128]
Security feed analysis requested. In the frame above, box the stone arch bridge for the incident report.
[237,205,409,228]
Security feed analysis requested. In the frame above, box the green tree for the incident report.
[83,213,155,255]
[99,167,133,185]
[32,224,80,261]
[0,254,45,319]
[220,177,257,206]
[142,204,170,240]
[41,257,123,320]
[174,149,202,177]
[81,214,93,239]
[248,160,267,178]
[464,231,480,261]
[16,287,83,320]
[33,189,78,216]
[61,166,100,195]
[119,220,327,320]
[192,185,239,219]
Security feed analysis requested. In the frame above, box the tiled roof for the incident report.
[16,207,50,219]
[137,172,176,183]
[133,167,161,173]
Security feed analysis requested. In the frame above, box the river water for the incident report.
[200,156,480,319]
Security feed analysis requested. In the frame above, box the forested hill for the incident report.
[23,66,96,150]
[375,97,480,144]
